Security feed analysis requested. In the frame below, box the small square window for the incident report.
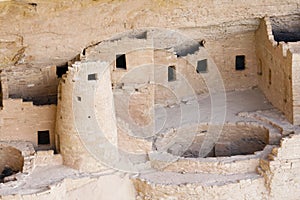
[88,73,97,81]
[196,59,208,73]
[235,55,245,70]
[116,54,127,69]
[38,130,50,145]
[168,66,176,82]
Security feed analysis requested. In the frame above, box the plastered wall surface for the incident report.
[56,61,118,172]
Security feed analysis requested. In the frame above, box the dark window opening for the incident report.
[269,69,272,85]
[56,63,68,78]
[168,66,176,82]
[235,55,245,70]
[284,84,288,103]
[258,59,263,75]
[199,39,206,47]
[28,3,37,7]
[116,54,127,69]
[88,73,97,81]
[77,96,81,101]
[196,59,208,73]
[38,130,50,145]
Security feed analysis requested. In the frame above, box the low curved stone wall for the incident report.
[133,173,267,200]
[0,141,35,174]
[151,122,273,174]
[154,122,270,158]
[0,146,23,175]
[150,145,274,175]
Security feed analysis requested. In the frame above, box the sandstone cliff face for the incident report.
[1,0,300,68]
[1,2,300,200]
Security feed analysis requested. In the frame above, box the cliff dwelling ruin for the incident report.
[0,1,300,199]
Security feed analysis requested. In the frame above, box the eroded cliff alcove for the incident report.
[0,1,300,200]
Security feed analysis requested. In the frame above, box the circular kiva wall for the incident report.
[0,145,24,181]
[155,123,269,158]
[151,123,270,174]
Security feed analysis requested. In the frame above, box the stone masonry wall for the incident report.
[0,141,35,174]
[34,150,63,167]
[134,133,300,200]
[133,176,267,200]
[0,99,56,149]
[260,134,300,200]
[206,31,258,91]
[88,30,257,95]
[0,173,135,200]
[292,52,300,124]
[255,18,294,123]
[3,65,58,105]
[56,61,117,172]
[0,145,24,173]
